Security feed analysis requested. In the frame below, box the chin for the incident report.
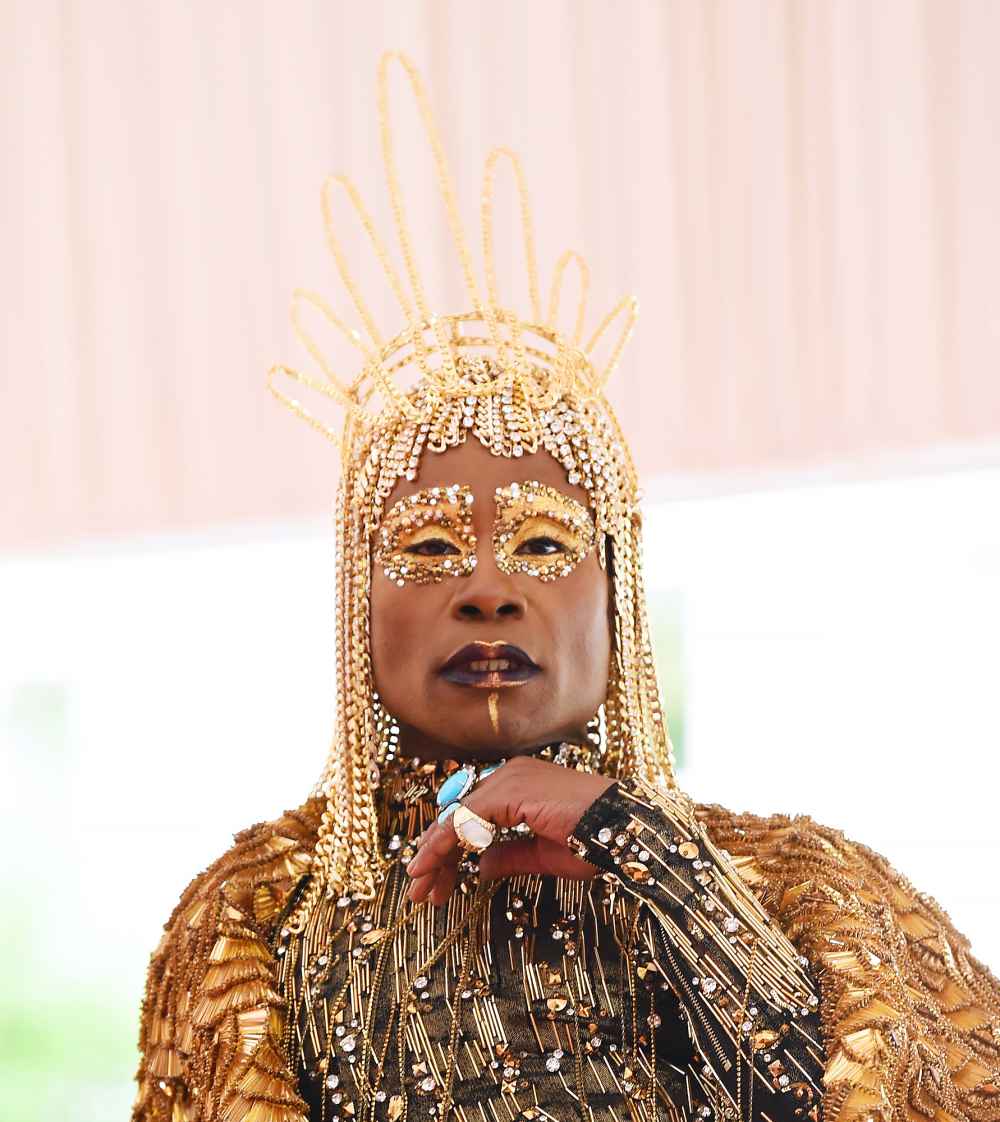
[426,714,549,757]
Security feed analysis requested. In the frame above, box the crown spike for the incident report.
[321,174,410,347]
[288,289,422,426]
[266,364,349,450]
[376,52,505,374]
[291,288,372,372]
[547,250,591,346]
[481,147,542,325]
[585,295,639,387]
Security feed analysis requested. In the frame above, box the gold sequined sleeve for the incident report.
[696,801,1000,1122]
[568,774,827,1122]
[131,801,322,1122]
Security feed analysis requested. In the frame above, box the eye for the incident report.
[514,535,566,557]
[405,538,461,557]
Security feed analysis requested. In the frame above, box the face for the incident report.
[369,438,612,761]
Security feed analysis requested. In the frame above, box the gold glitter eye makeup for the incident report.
[493,480,598,581]
[375,485,477,586]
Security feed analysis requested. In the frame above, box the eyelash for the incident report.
[404,538,462,557]
[404,531,567,559]
[514,534,566,557]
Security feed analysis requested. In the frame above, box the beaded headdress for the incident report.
[269,52,677,914]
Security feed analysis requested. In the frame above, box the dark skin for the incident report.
[368,439,616,906]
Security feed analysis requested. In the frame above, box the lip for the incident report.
[438,641,541,688]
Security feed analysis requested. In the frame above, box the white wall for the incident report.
[646,464,1000,962]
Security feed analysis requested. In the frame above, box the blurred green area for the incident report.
[2,684,138,1121]
[1,945,137,1120]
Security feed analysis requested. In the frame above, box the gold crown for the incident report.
[267,51,638,468]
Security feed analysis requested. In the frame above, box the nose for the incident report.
[450,556,526,622]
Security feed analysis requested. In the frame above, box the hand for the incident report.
[404,756,616,906]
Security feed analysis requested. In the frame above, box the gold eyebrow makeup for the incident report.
[493,480,598,581]
[374,484,477,586]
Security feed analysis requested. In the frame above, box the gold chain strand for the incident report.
[438,885,486,1120]
[736,936,760,1121]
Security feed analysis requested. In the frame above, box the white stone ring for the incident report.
[451,804,497,852]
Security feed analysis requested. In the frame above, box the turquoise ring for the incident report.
[435,760,505,825]
[436,767,477,808]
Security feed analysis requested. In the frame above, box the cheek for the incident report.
[369,573,448,702]
[550,564,611,678]
[369,575,415,689]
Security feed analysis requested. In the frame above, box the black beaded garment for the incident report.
[275,749,825,1122]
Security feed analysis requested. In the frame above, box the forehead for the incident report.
[382,438,593,513]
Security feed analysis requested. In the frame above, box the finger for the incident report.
[406,821,460,878]
[428,862,458,907]
[477,837,543,881]
[478,836,600,882]
[405,870,437,902]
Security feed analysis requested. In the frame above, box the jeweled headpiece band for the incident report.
[268,52,676,922]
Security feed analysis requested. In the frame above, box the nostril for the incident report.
[458,604,482,618]
[497,603,519,617]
